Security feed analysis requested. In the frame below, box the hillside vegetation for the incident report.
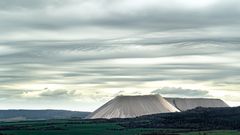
[120,107,240,130]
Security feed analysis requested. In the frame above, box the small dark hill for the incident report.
[0,110,90,121]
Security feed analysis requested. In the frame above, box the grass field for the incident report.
[181,130,240,135]
[0,120,239,135]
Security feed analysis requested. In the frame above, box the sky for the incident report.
[0,0,240,111]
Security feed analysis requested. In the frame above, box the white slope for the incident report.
[86,95,179,119]
[165,98,229,111]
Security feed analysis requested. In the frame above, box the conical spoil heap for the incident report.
[86,95,179,119]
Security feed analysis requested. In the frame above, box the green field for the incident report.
[0,120,239,135]
[181,130,240,135]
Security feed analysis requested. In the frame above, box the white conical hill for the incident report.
[86,94,179,119]
[165,97,229,111]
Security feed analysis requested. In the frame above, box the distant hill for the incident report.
[0,110,90,121]
[120,106,240,130]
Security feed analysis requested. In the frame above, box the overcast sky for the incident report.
[0,0,240,111]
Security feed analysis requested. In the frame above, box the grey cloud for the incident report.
[39,89,79,98]
[0,89,22,98]
[151,87,210,97]
[0,0,240,32]
[0,0,68,10]
[0,39,239,86]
